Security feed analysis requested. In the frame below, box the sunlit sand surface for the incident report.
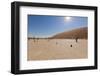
[27,39,88,61]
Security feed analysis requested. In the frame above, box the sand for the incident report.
[27,39,88,61]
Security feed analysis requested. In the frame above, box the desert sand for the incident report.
[27,39,88,61]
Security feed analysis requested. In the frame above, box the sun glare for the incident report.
[65,16,71,21]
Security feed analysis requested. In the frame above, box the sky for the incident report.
[28,15,87,38]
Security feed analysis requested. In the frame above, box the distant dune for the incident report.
[51,27,88,39]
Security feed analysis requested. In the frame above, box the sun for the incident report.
[65,16,71,21]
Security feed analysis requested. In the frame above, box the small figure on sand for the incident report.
[34,39,35,42]
[70,44,72,47]
[36,38,39,42]
[56,42,58,45]
[75,37,78,43]
[47,39,49,42]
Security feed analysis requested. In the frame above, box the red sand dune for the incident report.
[51,27,88,39]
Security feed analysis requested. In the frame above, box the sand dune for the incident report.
[51,27,88,39]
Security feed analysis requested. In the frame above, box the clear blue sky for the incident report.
[28,15,87,38]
